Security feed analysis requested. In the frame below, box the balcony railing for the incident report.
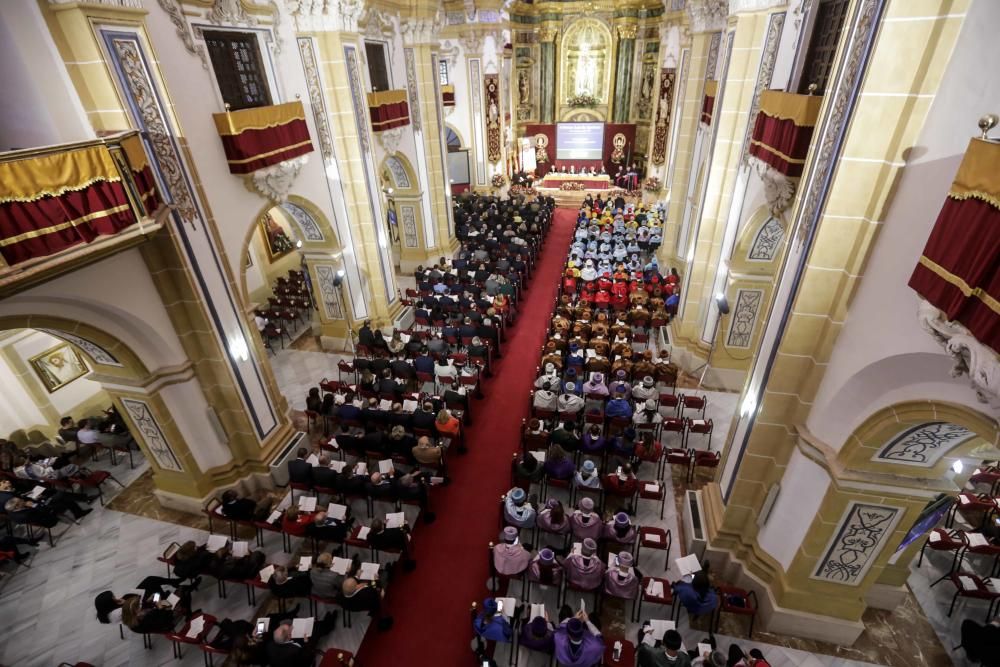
[212,101,314,174]
[0,130,166,294]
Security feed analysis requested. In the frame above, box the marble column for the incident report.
[612,24,637,122]
[539,27,558,124]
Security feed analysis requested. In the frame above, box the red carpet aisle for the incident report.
[356,208,578,665]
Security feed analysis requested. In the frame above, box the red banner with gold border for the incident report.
[485,74,502,163]
[212,101,314,175]
[651,68,675,165]
[700,80,717,126]
[367,90,410,132]
[0,143,141,266]
[120,133,161,216]
[441,84,456,108]
[748,91,822,177]
[909,138,1000,352]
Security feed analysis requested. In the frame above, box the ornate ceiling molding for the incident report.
[207,0,258,26]
[917,299,1000,410]
[400,15,442,46]
[687,0,729,33]
[156,0,209,68]
[729,0,788,15]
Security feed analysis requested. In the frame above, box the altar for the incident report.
[540,173,611,189]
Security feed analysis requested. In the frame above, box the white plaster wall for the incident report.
[10,330,103,416]
[366,18,421,181]
[805,0,1000,450]
[757,446,830,570]
[0,1,93,150]
[0,337,46,434]
[0,249,189,371]
[158,379,233,472]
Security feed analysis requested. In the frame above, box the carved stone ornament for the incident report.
[400,15,442,46]
[750,157,797,217]
[538,27,559,43]
[156,0,209,68]
[287,0,364,33]
[208,0,258,26]
[460,32,486,55]
[917,299,1000,409]
[728,0,789,14]
[616,24,638,40]
[378,127,404,156]
[687,0,729,33]
[248,155,309,203]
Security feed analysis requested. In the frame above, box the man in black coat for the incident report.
[357,320,375,348]
[287,448,312,486]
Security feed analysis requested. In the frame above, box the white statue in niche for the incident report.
[575,42,596,96]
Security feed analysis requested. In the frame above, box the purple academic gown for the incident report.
[528,558,564,586]
[493,543,532,575]
[536,509,571,535]
[570,511,604,542]
[554,623,605,667]
[519,621,555,652]
[603,522,637,547]
[562,554,605,589]
[604,567,640,598]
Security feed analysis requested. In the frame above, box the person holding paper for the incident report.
[637,628,692,667]
[268,564,313,599]
[119,585,192,634]
[369,517,415,568]
[213,544,267,580]
[310,552,345,599]
[604,512,638,548]
[267,613,338,667]
[305,509,353,542]
[519,612,556,653]
[412,435,444,466]
[311,455,343,491]
[172,540,218,583]
[287,448,313,487]
[554,612,605,667]
[282,506,314,538]
[220,489,258,521]
[339,568,393,631]
[604,551,642,599]
[673,569,719,618]
[473,597,514,643]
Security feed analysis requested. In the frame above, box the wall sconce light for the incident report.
[952,460,964,474]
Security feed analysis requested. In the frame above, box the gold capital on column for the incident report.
[538,27,559,43]
[616,24,638,40]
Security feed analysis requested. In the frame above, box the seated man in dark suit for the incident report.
[305,509,353,542]
[357,320,375,348]
[368,517,415,568]
[458,317,477,339]
[361,428,388,456]
[268,564,312,599]
[287,448,312,486]
[377,369,402,397]
[220,489,257,521]
[336,393,363,423]
[413,348,435,374]
[366,471,397,503]
[57,416,79,446]
[266,615,337,667]
[369,356,390,375]
[443,381,470,412]
[311,456,342,491]
[412,401,438,432]
[390,355,416,383]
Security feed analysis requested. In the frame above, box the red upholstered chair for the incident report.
[714,585,759,637]
[318,649,356,667]
[687,418,714,450]
[661,417,687,448]
[337,360,356,384]
[667,448,693,482]
[166,614,216,659]
[680,394,708,419]
[963,532,1000,578]
[637,525,672,572]
[638,479,667,520]
[944,572,1000,620]
[691,450,721,483]
[658,392,680,417]
[947,493,998,529]
[637,576,676,624]
[968,467,1000,495]
[918,528,967,574]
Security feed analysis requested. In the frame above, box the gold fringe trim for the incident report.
[0,203,131,248]
[949,138,1000,208]
[704,80,718,97]
[759,90,823,127]
[917,255,1000,316]
[0,175,122,205]
[226,139,312,165]
[367,89,409,107]
[749,140,807,165]
[120,134,150,173]
[212,101,307,137]
[0,144,120,204]
[947,190,1000,209]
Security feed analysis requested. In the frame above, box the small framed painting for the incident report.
[29,343,89,393]
[259,211,296,261]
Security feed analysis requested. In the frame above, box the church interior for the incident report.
[0,0,997,665]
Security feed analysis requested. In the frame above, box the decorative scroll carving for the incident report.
[917,299,1000,408]
[120,397,184,472]
[249,155,309,202]
[616,24,638,40]
[726,289,763,348]
[403,48,422,132]
[400,16,441,46]
[279,201,323,242]
[741,11,786,163]
[36,329,122,367]
[156,0,208,68]
[297,38,334,160]
[752,159,798,216]
[705,31,722,80]
[872,422,975,467]
[812,502,901,585]
[343,45,371,153]
[314,264,344,319]
[747,216,784,261]
[400,205,418,248]
[378,127,404,156]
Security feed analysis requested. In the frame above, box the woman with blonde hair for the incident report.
[435,408,460,441]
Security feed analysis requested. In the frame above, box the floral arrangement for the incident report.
[607,188,632,200]
[559,182,586,191]
[567,93,599,108]
[491,173,507,188]
[509,185,538,197]
[643,176,662,193]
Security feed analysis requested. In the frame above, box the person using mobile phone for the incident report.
[473,597,513,643]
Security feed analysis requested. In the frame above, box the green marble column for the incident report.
[539,28,557,123]
[612,26,637,122]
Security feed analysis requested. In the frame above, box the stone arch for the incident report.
[733,206,786,272]
[380,154,419,195]
[444,124,464,150]
[839,398,999,480]
[239,195,342,308]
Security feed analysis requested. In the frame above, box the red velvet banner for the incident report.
[218,118,313,174]
[0,180,137,265]
[132,164,161,216]
[909,195,1000,351]
[749,113,814,177]
[442,91,456,107]
[369,101,410,132]
[701,95,715,126]
[523,123,637,177]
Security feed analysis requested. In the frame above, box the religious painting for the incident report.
[258,210,296,261]
[30,343,89,393]
[484,73,502,163]
[560,19,612,105]
[636,60,658,120]
[651,68,676,165]
[533,133,549,164]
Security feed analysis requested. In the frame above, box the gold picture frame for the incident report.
[29,343,89,393]
[258,210,297,262]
